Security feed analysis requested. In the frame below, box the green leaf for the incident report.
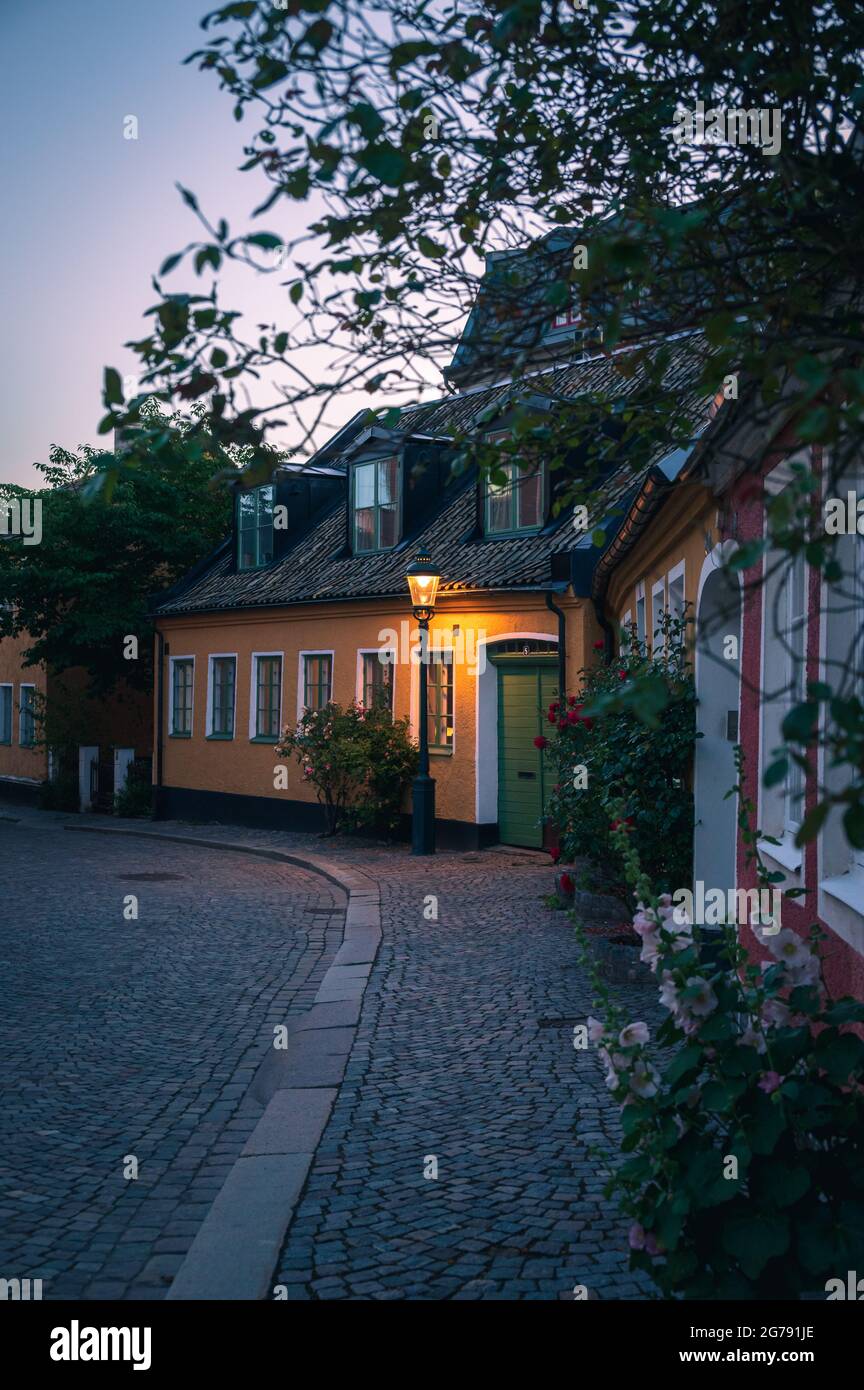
[763,757,788,788]
[418,235,446,259]
[246,233,282,250]
[159,252,184,276]
[843,803,864,850]
[722,1213,789,1279]
[781,701,818,743]
[794,799,829,846]
[290,282,304,304]
[103,368,123,406]
[357,143,408,187]
[728,539,767,571]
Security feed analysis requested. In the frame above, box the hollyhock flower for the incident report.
[761,997,791,1028]
[639,933,662,970]
[619,1022,649,1048]
[758,1071,783,1095]
[559,872,575,895]
[587,1016,606,1044]
[684,976,718,1018]
[644,1232,663,1257]
[658,972,679,1013]
[630,1060,659,1098]
[628,1222,646,1250]
[737,1023,767,1055]
[768,929,810,970]
[533,735,549,750]
[549,847,561,865]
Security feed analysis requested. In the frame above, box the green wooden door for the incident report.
[497,662,559,848]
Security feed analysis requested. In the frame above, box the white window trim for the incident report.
[168,656,195,738]
[249,651,284,741]
[296,650,334,721]
[356,647,396,710]
[650,578,666,651]
[816,453,864,951]
[667,559,686,619]
[18,683,37,746]
[0,682,12,744]
[206,653,238,738]
[635,581,646,646]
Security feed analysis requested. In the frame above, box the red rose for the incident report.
[559,872,575,895]
[549,701,560,714]
[618,670,627,680]
[610,816,635,832]
[533,735,548,750]
[582,717,594,731]
[558,718,568,731]
[567,695,578,706]
[549,847,561,864]
[547,710,557,724]
[567,709,580,724]
[593,640,604,651]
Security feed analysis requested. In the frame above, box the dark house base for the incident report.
[0,777,42,806]
[154,785,500,853]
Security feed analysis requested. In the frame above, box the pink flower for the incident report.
[619,1022,649,1048]
[628,1222,646,1250]
[587,1016,606,1044]
[737,1024,767,1055]
[684,976,718,1018]
[758,1071,783,1095]
[629,1060,659,1098]
[761,997,791,1028]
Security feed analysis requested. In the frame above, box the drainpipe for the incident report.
[545,591,567,697]
[155,629,165,814]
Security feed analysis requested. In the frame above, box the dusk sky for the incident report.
[1,0,437,490]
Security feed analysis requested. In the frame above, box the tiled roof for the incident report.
[154,332,711,618]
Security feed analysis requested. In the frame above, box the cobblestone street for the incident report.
[1,806,659,1300]
[0,812,344,1300]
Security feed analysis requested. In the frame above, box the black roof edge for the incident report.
[148,536,232,617]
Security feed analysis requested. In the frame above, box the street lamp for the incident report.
[406,554,441,856]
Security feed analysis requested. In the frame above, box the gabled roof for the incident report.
[153,331,712,619]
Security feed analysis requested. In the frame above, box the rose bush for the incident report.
[276,700,417,836]
[545,613,696,909]
[577,818,864,1300]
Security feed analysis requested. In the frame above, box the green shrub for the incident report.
[544,612,696,907]
[276,699,418,836]
[39,769,79,812]
[578,818,864,1300]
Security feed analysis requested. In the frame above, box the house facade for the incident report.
[151,280,710,849]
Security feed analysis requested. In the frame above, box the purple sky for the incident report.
[2,0,438,489]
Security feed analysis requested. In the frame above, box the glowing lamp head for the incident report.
[406,555,441,619]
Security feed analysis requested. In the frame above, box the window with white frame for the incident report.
[428,651,454,751]
[302,653,332,712]
[819,471,864,927]
[19,685,36,746]
[170,659,194,736]
[237,485,275,570]
[359,650,393,713]
[668,562,686,625]
[650,578,666,652]
[635,582,646,647]
[484,432,543,535]
[783,550,808,834]
[208,656,236,738]
[252,654,283,739]
[353,458,399,553]
[0,684,12,744]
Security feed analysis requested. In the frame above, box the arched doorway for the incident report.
[693,555,742,914]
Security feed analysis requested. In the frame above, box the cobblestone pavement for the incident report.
[1,803,660,1301]
[0,810,344,1300]
[268,847,660,1301]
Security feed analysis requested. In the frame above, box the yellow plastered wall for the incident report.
[605,480,719,644]
[156,591,600,825]
[0,633,48,781]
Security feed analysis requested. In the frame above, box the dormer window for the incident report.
[484,432,543,536]
[553,300,582,328]
[353,457,399,553]
[238,485,275,570]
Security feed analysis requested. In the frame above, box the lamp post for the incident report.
[406,554,441,856]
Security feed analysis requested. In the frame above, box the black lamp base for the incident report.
[411,773,436,856]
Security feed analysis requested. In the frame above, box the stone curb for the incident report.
[63,821,381,1301]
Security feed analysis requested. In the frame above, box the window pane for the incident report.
[0,688,11,743]
[362,652,393,712]
[355,464,375,510]
[355,508,375,552]
[212,658,235,736]
[378,457,397,506]
[172,662,193,734]
[304,654,332,711]
[516,466,542,529]
[256,656,282,738]
[487,474,513,533]
[428,654,453,748]
[239,486,274,570]
[378,505,398,549]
